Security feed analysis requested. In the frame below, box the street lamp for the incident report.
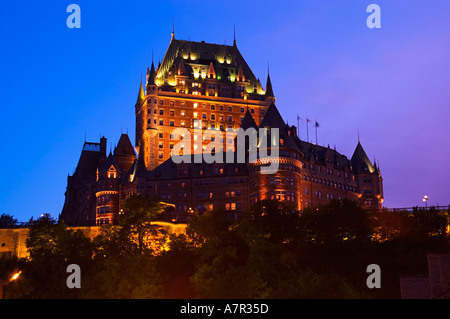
[423,195,429,209]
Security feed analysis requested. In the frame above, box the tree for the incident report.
[186,209,267,298]
[412,207,449,238]
[119,194,167,254]
[25,213,94,298]
[0,213,18,228]
[299,199,371,247]
[239,199,299,245]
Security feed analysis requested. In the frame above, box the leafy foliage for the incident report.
[2,199,449,299]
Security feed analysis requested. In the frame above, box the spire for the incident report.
[171,17,175,40]
[233,24,236,47]
[137,80,145,104]
[265,65,274,98]
[147,60,156,86]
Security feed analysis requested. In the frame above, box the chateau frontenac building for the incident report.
[60,33,383,226]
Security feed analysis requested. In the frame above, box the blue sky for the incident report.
[1,0,449,221]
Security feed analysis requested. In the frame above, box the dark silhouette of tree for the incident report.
[0,213,18,228]
[25,214,94,298]
[299,199,371,247]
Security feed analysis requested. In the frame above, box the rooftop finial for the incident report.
[171,17,175,40]
[233,24,236,46]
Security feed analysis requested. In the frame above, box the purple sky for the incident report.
[1,0,449,222]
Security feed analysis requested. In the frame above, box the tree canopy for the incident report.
[1,199,449,299]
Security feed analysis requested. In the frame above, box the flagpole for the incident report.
[297,114,300,138]
[306,118,310,143]
[315,120,318,145]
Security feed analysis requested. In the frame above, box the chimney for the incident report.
[100,136,107,157]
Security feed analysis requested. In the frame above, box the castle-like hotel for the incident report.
[60,32,383,226]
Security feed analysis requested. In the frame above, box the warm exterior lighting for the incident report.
[10,271,21,281]
[423,195,429,208]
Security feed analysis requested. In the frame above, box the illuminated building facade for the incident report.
[60,34,383,226]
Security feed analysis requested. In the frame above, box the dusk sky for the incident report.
[1,0,449,222]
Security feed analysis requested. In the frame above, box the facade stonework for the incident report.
[60,35,383,226]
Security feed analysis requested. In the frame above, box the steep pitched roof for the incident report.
[99,153,119,173]
[240,109,258,131]
[73,145,103,181]
[155,38,259,87]
[259,103,300,152]
[114,134,136,157]
[351,141,375,173]
[137,80,145,104]
[260,102,286,129]
[265,72,274,97]
[147,60,156,86]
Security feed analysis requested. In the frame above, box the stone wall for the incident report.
[0,222,186,260]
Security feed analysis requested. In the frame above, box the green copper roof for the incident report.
[155,38,260,89]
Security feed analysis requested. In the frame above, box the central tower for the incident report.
[135,34,274,171]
